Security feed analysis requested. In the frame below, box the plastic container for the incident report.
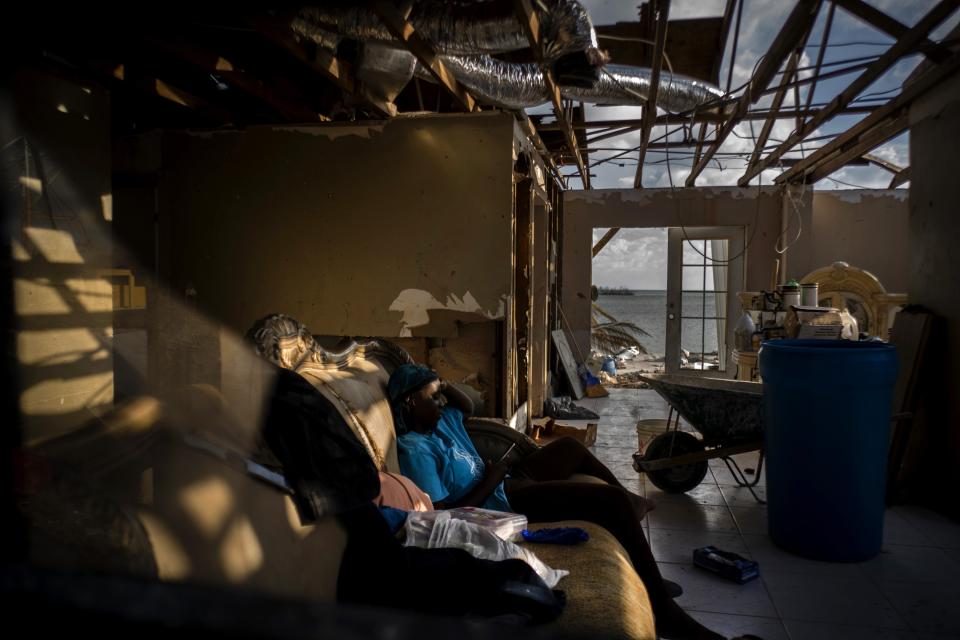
[601,356,617,375]
[801,282,819,306]
[759,339,899,562]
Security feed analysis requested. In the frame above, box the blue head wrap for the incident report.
[387,364,439,435]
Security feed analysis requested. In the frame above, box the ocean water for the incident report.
[595,291,719,356]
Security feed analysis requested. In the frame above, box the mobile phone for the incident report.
[495,442,518,466]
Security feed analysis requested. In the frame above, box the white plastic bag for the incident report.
[403,511,569,588]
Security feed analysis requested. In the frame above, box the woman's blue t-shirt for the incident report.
[397,406,511,512]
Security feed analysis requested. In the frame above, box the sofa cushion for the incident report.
[296,360,399,472]
[523,520,656,640]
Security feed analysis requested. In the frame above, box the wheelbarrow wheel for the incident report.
[644,431,709,493]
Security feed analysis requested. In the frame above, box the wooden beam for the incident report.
[742,0,958,186]
[248,14,395,118]
[803,110,909,183]
[535,105,878,131]
[685,0,822,186]
[832,0,952,63]
[889,166,911,188]
[515,0,590,188]
[634,0,671,188]
[515,111,560,175]
[775,47,960,184]
[592,228,622,257]
[714,0,739,86]
[740,8,821,185]
[146,38,324,122]
[801,1,837,115]
[862,152,903,174]
[372,1,478,112]
[105,63,236,122]
[743,51,803,178]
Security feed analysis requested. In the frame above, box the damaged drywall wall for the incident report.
[135,112,516,340]
[389,288,506,337]
[792,190,910,293]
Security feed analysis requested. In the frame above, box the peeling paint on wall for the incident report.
[568,186,777,207]
[389,288,506,337]
[270,125,386,141]
[820,189,908,205]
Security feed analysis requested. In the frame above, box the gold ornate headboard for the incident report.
[800,262,907,340]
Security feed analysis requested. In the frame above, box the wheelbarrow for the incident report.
[631,373,765,502]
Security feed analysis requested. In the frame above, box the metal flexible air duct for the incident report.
[294,0,603,61]
[432,56,725,114]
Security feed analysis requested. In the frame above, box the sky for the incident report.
[566,0,959,288]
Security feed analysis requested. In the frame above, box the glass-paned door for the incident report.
[665,227,745,376]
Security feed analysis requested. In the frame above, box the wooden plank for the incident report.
[515,111,559,174]
[514,179,533,409]
[715,0,739,87]
[776,47,960,183]
[863,152,903,175]
[552,329,585,399]
[634,0,671,188]
[832,0,952,63]
[803,110,909,183]
[886,310,933,503]
[372,0,478,112]
[685,0,822,186]
[592,227,621,257]
[743,0,958,186]
[515,0,589,188]
[889,166,911,188]
[743,51,803,177]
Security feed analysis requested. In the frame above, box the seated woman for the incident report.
[389,363,722,640]
[255,347,565,624]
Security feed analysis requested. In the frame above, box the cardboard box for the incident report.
[531,418,597,447]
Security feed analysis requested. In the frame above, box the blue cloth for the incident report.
[378,506,409,534]
[521,527,590,545]
[387,364,439,435]
[398,407,511,512]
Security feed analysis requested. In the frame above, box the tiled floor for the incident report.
[575,387,960,640]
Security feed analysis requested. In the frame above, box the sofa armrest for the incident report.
[464,418,538,468]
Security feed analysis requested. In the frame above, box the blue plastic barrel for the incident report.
[759,339,899,562]
[601,356,617,375]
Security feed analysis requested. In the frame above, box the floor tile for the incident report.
[718,483,767,507]
[859,545,960,584]
[646,482,727,506]
[658,562,778,617]
[741,534,864,577]
[763,569,908,628]
[885,509,936,547]
[730,506,769,536]
[892,507,960,550]
[689,611,790,640]
[784,619,921,639]
[711,460,766,487]
[880,580,960,635]
[647,502,739,532]
[650,528,751,564]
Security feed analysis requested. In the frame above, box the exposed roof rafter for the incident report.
[634,0,671,188]
[685,0,823,186]
[774,46,960,184]
[515,0,590,188]
[740,0,958,186]
[831,0,952,63]
[372,1,478,112]
[248,14,395,118]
